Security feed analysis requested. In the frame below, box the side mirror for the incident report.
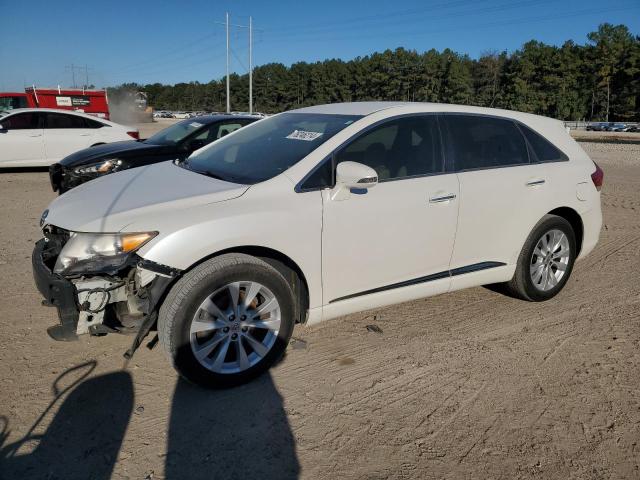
[332,161,378,201]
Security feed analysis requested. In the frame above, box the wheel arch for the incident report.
[547,206,584,256]
[182,245,311,324]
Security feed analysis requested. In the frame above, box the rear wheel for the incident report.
[505,214,576,301]
[158,253,295,388]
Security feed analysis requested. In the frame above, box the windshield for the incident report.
[182,112,361,184]
[145,118,208,146]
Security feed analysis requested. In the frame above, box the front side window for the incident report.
[146,119,211,146]
[335,115,443,181]
[519,124,568,162]
[216,122,244,139]
[189,121,247,144]
[443,114,529,171]
[183,113,361,184]
[45,113,87,129]
[2,112,41,130]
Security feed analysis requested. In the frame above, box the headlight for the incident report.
[74,159,122,175]
[53,231,157,275]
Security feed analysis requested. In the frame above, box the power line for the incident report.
[262,3,640,46]
[263,0,557,40]
[109,43,225,77]
[114,32,220,73]
[270,0,491,34]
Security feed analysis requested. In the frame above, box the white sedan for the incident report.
[0,108,139,167]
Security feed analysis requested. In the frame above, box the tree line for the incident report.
[108,24,639,121]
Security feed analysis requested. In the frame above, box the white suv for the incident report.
[33,102,603,388]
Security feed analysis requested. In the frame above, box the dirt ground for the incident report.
[0,141,639,480]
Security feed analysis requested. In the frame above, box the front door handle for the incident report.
[28,134,42,137]
[429,193,456,203]
[526,179,546,187]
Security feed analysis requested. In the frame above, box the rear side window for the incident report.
[45,113,87,129]
[335,115,444,181]
[519,124,568,162]
[2,112,41,129]
[443,114,529,171]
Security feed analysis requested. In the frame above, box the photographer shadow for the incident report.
[0,361,134,480]
[1,357,300,480]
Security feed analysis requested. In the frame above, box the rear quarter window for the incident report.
[84,118,106,129]
[518,124,568,162]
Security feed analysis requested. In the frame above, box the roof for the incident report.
[291,102,413,116]
[289,102,564,128]
[1,107,102,118]
[0,108,136,129]
[185,114,262,124]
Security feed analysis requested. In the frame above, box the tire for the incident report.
[158,253,295,388]
[505,214,577,302]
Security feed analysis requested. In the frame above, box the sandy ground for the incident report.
[0,141,639,480]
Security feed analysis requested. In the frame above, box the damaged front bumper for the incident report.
[32,233,179,354]
[32,239,80,341]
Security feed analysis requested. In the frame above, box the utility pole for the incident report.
[215,14,259,114]
[605,77,610,122]
[249,16,253,114]
[65,64,77,88]
[226,12,230,113]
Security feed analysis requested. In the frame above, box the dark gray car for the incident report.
[50,114,260,193]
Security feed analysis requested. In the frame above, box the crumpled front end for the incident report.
[32,225,179,347]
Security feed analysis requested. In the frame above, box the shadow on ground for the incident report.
[0,360,299,479]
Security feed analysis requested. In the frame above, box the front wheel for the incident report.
[158,253,295,388]
[505,214,577,301]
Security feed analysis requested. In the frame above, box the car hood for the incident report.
[59,140,168,167]
[44,161,249,232]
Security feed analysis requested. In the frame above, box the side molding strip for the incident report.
[450,261,505,277]
[329,261,506,303]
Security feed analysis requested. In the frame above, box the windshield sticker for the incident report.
[189,122,203,128]
[286,130,323,141]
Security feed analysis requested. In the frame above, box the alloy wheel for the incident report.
[529,229,570,291]
[189,281,281,374]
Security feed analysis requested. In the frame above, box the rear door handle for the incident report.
[526,179,546,187]
[28,134,42,137]
[429,193,457,203]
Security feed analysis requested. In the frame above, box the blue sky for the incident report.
[1,0,638,90]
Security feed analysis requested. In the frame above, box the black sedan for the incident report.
[50,114,260,193]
